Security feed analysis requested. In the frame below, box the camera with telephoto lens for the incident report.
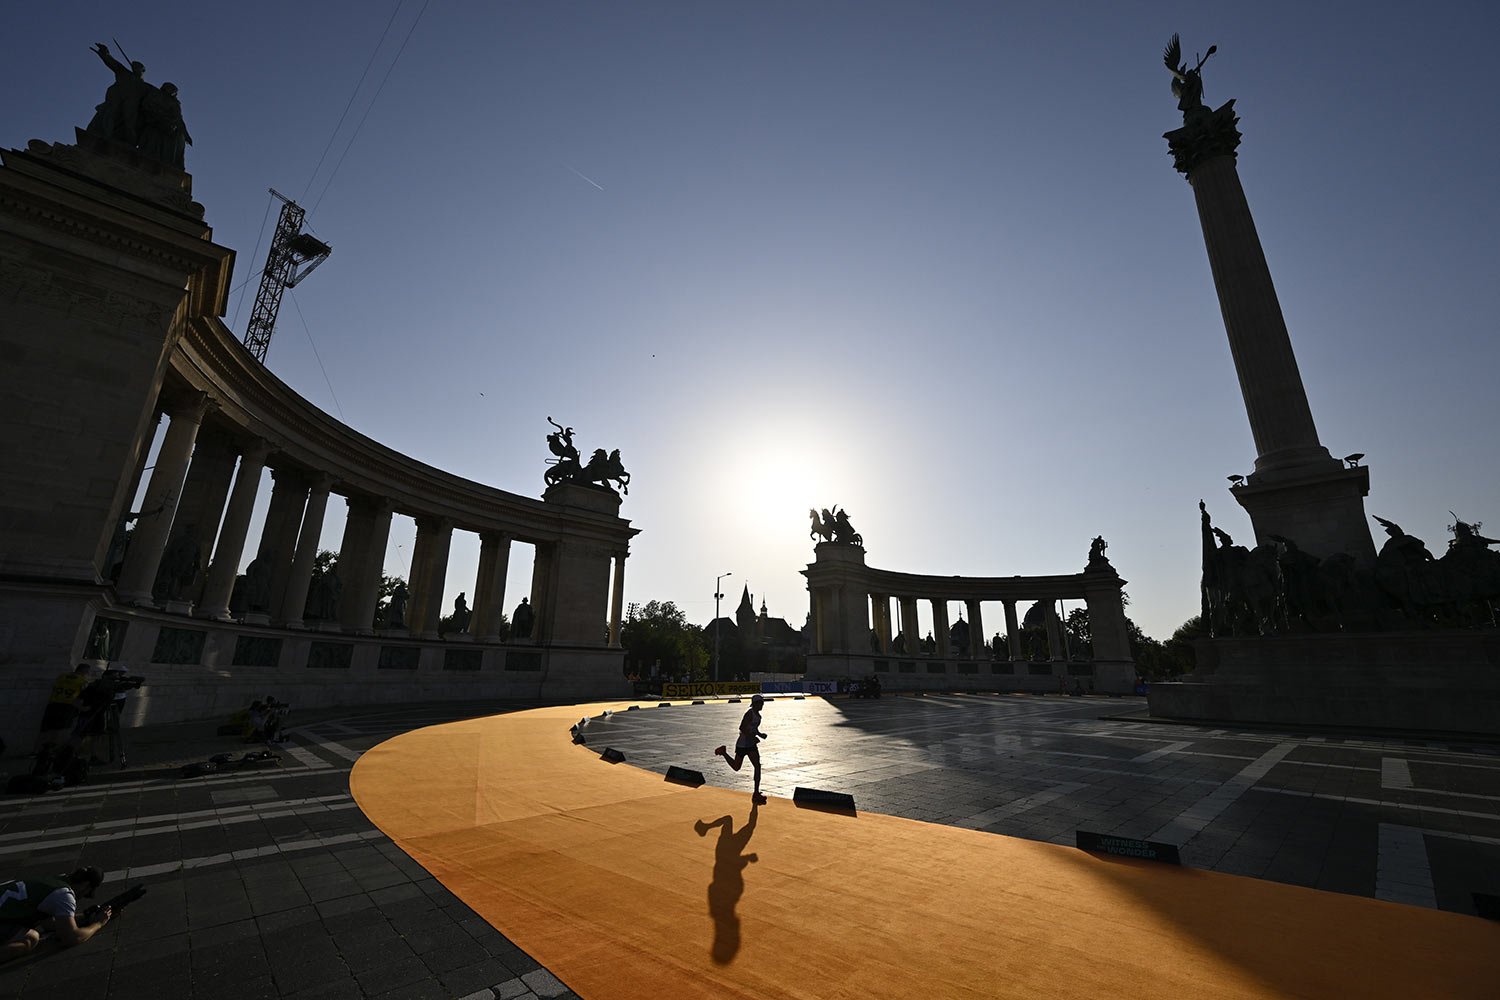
[95,672,146,694]
[80,884,146,926]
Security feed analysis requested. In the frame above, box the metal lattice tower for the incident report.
[242,189,332,363]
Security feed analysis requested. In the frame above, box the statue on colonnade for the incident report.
[85,42,192,168]
[543,417,630,495]
[809,506,862,546]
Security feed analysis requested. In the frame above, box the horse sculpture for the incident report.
[809,508,834,543]
[542,420,630,495]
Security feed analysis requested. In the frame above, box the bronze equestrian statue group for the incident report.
[542,417,630,495]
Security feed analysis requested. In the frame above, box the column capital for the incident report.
[269,466,309,486]
[479,529,514,545]
[414,515,454,534]
[344,493,392,515]
[1164,101,1242,177]
[239,437,272,465]
[307,472,336,493]
[165,389,213,423]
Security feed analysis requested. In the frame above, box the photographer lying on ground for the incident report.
[0,866,109,963]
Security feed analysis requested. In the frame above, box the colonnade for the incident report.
[804,541,1132,666]
[111,385,633,648]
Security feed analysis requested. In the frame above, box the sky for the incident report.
[8,2,1499,642]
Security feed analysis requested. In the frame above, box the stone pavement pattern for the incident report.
[587,693,1500,915]
[0,703,582,1000]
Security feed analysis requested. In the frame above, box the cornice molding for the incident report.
[173,318,636,548]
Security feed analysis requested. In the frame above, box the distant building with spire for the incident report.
[703,585,808,677]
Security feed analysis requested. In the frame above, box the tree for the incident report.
[620,601,708,679]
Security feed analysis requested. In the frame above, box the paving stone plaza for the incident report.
[0,704,577,1000]
[590,695,1500,913]
[4,693,1496,999]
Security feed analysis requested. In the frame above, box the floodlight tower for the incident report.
[242,189,332,363]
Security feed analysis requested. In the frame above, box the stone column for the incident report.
[340,499,392,634]
[828,581,840,653]
[526,542,557,642]
[899,598,920,657]
[153,429,236,605]
[1003,600,1022,660]
[197,440,271,620]
[966,600,985,658]
[873,594,893,653]
[408,517,452,639]
[1168,107,1375,564]
[811,587,829,654]
[1043,600,1063,661]
[931,599,949,658]
[1085,584,1131,663]
[115,393,210,605]
[470,531,511,641]
[279,474,334,627]
[607,552,627,647]
[255,469,309,620]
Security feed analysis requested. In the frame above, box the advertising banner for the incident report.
[661,681,761,699]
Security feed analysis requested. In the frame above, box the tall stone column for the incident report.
[873,594,893,653]
[1003,600,1022,659]
[930,599,949,658]
[167,431,238,604]
[527,542,555,642]
[1043,601,1063,661]
[1166,98,1375,564]
[115,392,210,605]
[471,532,512,642]
[255,469,309,619]
[966,600,985,657]
[899,598,920,656]
[279,474,334,626]
[607,552,627,647]
[339,498,391,634]
[197,439,270,620]
[810,587,826,654]
[408,517,452,639]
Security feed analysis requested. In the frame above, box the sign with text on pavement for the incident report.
[1075,830,1181,865]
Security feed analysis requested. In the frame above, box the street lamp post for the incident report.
[714,571,732,683]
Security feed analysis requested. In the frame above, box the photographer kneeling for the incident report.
[0,866,109,963]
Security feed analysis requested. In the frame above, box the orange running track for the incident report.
[350,701,1500,999]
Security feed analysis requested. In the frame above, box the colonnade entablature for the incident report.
[803,540,1135,694]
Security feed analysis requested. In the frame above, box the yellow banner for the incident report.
[661,681,761,698]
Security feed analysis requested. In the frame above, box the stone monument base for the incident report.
[1148,632,1500,737]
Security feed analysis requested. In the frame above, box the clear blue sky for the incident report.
[9,2,1499,641]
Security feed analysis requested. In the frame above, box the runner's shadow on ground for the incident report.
[695,800,758,964]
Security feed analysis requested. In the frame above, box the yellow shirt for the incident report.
[49,672,88,705]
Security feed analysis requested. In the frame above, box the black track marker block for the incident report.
[665,765,706,787]
[1475,893,1500,921]
[627,705,639,711]
[692,700,706,705]
[1075,830,1181,865]
[794,695,805,700]
[657,703,672,708]
[571,732,587,745]
[793,787,857,814]
[728,698,741,703]
[600,747,626,764]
